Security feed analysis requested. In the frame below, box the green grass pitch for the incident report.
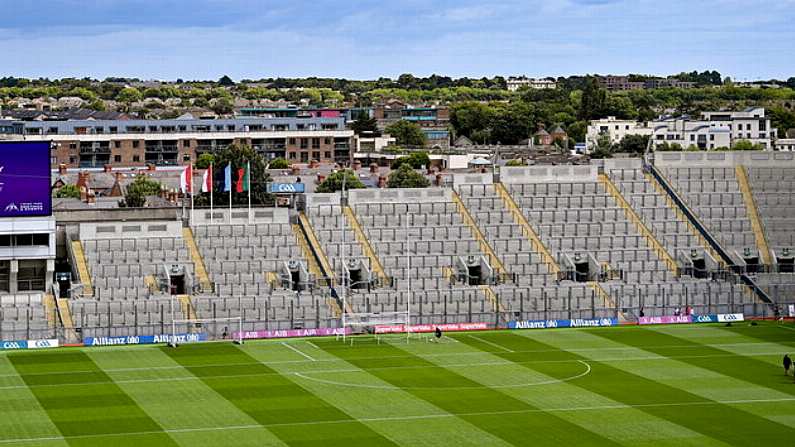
[2,322,795,446]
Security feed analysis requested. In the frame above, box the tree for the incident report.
[204,143,273,206]
[315,169,365,193]
[218,75,235,86]
[268,157,289,169]
[53,184,80,199]
[195,153,215,169]
[590,134,614,159]
[119,175,162,208]
[732,139,763,151]
[386,164,430,188]
[350,115,378,134]
[577,77,607,120]
[116,87,142,104]
[615,134,650,154]
[505,159,525,167]
[385,120,427,147]
[787,77,795,90]
[391,151,430,169]
[450,101,494,139]
[210,96,234,115]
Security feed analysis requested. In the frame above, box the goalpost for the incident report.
[169,316,244,346]
[338,310,415,345]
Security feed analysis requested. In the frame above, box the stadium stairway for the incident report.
[297,213,336,286]
[42,293,56,329]
[70,240,93,297]
[644,171,727,269]
[144,275,159,294]
[494,182,562,277]
[451,190,509,278]
[342,206,390,285]
[735,165,773,267]
[56,298,79,344]
[177,295,197,321]
[182,228,212,293]
[587,282,626,322]
[599,173,679,275]
[649,163,775,307]
[479,285,505,313]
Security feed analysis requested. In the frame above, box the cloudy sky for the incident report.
[1,0,792,81]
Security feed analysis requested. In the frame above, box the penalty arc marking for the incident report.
[292,360,592,390]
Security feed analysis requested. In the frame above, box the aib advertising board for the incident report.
[0,141,52,217]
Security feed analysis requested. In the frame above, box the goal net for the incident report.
[339,311,423,344]
[170,316,244,345]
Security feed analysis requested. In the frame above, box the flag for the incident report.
[236,163,250,193]
[179,165,192,194]
[223,163,232,192]
[201,164,212,193]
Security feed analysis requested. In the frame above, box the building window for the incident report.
[114,155,122,163]
[325,151,331,159]
[710,134,715,141]
[133,141,140,148]
[288,152,297,159]
[69,143,77,150]
[690,135,695,141]
[312,151,320,160]
[133,155,140,162]
[183,140,191,147]
[300,139,308,149]
[183,154,191,162]
[69,157,76,164]
[324,137,331,145]
[312,138,320,149]
[289,138,296,145]
[114,141,121,148]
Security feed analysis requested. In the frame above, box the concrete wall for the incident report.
[501,165,598,183]
[655,151,795,168]
[604,158,643,171]
[348,187,452,204]
[0,216,56,260]
[452,173,493,188]
[304,193,341,210]
[79,220,183,240]
[191,207,289,225]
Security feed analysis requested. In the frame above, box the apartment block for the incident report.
[506,77,557,91]
[0,117,355,168]
[373,101,450,149]
[586,117,652,150]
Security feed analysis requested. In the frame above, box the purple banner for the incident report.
[0,141,52,217]
[638,315,693,325]
[234,327,351,340]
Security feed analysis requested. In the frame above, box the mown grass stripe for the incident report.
[86,348,289,447]
[597,326,795,396]
[8,350,177,447]
[397,333,730,446]
[240,342,513,447]
[501,330,795,446]
[316,337,621,446]
[161,342,397,446]
[0,356,68,445]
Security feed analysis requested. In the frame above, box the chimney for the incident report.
[377,175,387,188]
[369,163,379,174]
[79,185,88,201]
[435,173,443,186]
[103,164,112,173]
[58,164,67,175]
[76,171,90,190]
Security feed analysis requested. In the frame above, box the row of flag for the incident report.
[179,163,250,195]
[179,162,252,224]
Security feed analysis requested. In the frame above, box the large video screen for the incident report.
[0,141,52,218]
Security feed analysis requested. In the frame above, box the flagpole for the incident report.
[209,164,214,225]
[247,160,252,224]
[227,163,232,224]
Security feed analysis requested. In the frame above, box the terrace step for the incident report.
[182,228,212,293]
[343,205,389,285]
[735,165,772,266]
[297,213,335,286]
[70,240,93,297]
[451,190,508,278]
[56,297,79,344]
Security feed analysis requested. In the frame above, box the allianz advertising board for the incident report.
[0,141,52,217]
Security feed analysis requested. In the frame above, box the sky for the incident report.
[1,0,793,81]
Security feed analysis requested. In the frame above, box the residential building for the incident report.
[0,116,354,168]
[506,77,557,92]
[596,76,645,91]
[586,117,652,150]
[588,108,777,151]
[373,101,450,149]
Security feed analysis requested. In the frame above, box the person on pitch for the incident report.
[434,327,442,341]
[784,354,792,376]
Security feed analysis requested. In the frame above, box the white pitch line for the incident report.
[467,334,514,353]
[282,342,316,361]
[1,396,795,445]
[306,341,320,349]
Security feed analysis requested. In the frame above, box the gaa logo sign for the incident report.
[2,341,25,349]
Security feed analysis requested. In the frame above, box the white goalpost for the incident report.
[169,316,244,346]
